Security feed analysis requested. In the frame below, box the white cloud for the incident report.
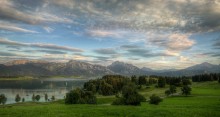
[86,29,121,38]
[0,0,73,24]
[0,38,83,52]
[43,26,54,33]
[166,33,195,51]
[0,22,38,33]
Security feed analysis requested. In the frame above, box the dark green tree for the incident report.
[45,93,48,101]
[149,94,163,105]
[51,96,55,101]
[0,94,7,105]
[181,85,191,96]
[35,95,41,101]
[15,94,21,103]
[138,76,147,86]
[182,79,191,85]
[158,78,166,88]
[22,98,25,102]
[32,94,36,102]
[169,85,177,94]
[131,75,138,85]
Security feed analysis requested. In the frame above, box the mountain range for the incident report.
[0,60,219,77]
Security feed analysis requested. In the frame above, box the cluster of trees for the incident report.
[0,94,7,105]
[192,73,220,82]
[84,75,130,96]
[112,83,146,106]
[65,88,96,104]
[32,94,41,102]
[15,94,25,103]
[83,75,148,105]
[131,75,157,86]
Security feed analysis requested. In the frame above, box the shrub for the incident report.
[149,94,163,105]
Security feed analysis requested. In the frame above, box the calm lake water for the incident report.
[0,78,88,104]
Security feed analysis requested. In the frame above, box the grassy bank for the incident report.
[0,81,219,117]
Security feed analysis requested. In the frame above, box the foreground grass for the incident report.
[0,81,220,117]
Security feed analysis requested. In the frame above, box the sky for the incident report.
[0,0,220,70]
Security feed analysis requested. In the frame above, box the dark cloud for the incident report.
[94,48,117,55]
[23,50,67,54]
[120,45,139,49]
[0,52,18,56]
[0,38,83,52]
[0,0,72,25]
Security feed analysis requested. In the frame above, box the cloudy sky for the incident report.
[0,0,220,69]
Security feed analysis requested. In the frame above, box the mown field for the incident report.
[0,81,220,117]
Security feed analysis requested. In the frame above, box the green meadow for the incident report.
[0,81,220,117]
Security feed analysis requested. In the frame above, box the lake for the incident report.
[0,78,88,104]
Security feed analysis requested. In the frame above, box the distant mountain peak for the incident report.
[200,62,212,66]
[141,67,153,71]
[5,60,48,66]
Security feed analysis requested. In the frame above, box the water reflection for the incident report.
[0,78,87,104]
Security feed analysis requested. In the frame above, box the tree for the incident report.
[35,95,41,101]
[131,75,138,85]
[169,85,176,94]
[15,94,21,103]
[0,94,7,105]
[99,81,114,96]
[165,85,176,96]
[149,94,163,105]
[22,98,25,102]
[158,78,166,88]
[32,94,36,102]
[219,77,220,83]
[181,85,191,96]
[45,93,48,101]
[182,79,191,85]
[138,76,147,86]
[51,96,55,101]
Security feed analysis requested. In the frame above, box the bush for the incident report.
[149,94,163,105]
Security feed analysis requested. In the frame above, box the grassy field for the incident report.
[0,81,220,117]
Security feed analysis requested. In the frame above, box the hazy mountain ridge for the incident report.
[0,60,219,77]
